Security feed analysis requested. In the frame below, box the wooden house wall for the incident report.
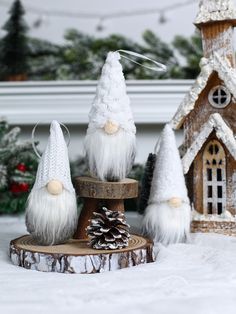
[187,132,236,215]
[183,72,236,150]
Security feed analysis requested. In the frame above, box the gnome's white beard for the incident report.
[25,188,78,245]
[143,202,191,245]
[85,128,136,181]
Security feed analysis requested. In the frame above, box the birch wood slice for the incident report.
[9,234,154,274]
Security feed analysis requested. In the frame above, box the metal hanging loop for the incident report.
[117,49,167,72]
[31,122,71,159]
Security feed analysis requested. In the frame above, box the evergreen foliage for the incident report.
[0,12,203,81]
[27,37,61,80]
[139,153,156,214]
[172,32,203,79]
[0,120,38,214]
[55,29,180,80]
[0,0,29,79]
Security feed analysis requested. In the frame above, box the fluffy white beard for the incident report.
[84,128,136,181]
[25,188,78,245]
[143,202,191,245]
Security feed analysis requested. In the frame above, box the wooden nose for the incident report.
[47,180,63,195]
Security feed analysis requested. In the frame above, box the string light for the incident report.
[96,18,106,32]
[0,0,196,31]
[158,12,168,24]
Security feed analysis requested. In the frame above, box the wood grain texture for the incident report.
[75,177,138,199]
[183,71,236,216]
[9,234,154,274]
[191,220,236,236]
[200,21,235,64]
[74,177,139,239]
[74,198,98,240]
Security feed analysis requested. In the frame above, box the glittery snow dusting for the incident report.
[171,53,236,130]
[182,113,236,174]
[195,0,236,24]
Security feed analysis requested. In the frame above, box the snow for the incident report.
[213,52,236,97]
[202,27,234,59]
[195,0,236,24]
[192,209,236,221]
[171,57,213,130]
[171,54,236,130]
[182,113,236,174]
[2,214,236,314]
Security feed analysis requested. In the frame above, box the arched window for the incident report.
[203,140,226,215]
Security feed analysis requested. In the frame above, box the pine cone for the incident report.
[86,207,130,250]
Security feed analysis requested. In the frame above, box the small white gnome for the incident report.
[143,124,191,245]
[25,120,78,245]
[84,51,136,181]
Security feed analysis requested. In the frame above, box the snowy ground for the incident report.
[1,213,236,314]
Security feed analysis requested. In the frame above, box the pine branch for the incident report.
[139,153,156,214]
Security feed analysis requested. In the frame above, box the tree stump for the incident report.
[9,234,155,274]
[74,177,139,239]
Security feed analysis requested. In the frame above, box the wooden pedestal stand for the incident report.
[9,177,155,274]
[74,176,139,239]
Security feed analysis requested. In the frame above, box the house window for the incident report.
[203,140,226,215]
[208,85,231,108]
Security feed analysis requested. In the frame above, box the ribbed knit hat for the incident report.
[32,120,74,192]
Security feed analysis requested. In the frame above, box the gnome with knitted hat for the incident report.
[26,120,78,245]
[84,51,136,182]
[143,124,191,245]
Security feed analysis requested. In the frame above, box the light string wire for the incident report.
[0,0,195,21]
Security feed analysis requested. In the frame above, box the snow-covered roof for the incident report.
[195,0,236,24]
[182,113,236,174]
[171,53,236,130]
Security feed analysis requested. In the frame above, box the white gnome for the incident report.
[143,124,191,245]
[84,51,136,181]
[25,120,78,245]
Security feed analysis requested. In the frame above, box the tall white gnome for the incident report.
[143,124,191,245]
[25,121,78,245]
[84,51,136,181]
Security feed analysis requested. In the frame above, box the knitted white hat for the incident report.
[149,124,189,204]
[87,51,136,135]
[32,120,74,193]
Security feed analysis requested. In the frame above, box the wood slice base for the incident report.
[191,220,236,236]
[9,234,155,274]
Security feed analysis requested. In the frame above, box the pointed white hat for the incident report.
[87,51,136,135]
[32,120,74,193]
[149,124,189,204]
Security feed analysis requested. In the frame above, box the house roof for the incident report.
[195,0,236,24]
[171,53,236,130]
[182,113,236,174]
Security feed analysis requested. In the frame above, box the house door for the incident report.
[203,140,226,215]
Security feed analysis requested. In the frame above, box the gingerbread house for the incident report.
[171,0,236,235]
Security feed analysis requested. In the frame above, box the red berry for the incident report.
[16,163,27,172]
[10,183,21,194]
[19,182,29,192]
